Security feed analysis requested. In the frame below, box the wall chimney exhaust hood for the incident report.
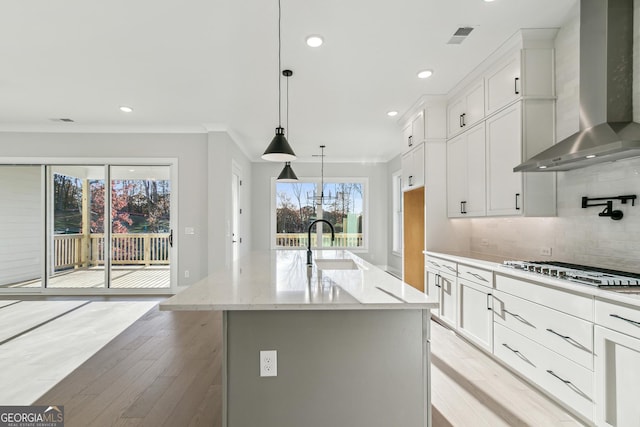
[515,0,640,172]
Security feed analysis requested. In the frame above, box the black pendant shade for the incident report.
[276,161,298,182]
[262,127,296,162]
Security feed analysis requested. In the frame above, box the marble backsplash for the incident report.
[470,157,640,273]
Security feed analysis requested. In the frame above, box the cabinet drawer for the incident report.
[494,323,594,421]
[493,290,593,370]
[495,274,593,321]
[425,257,457,275]
[458,264,493,287]
[596,298,640,341]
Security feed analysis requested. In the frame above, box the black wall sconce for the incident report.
[581,195,636,220]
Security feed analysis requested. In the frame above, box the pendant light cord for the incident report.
[278,0,282,128]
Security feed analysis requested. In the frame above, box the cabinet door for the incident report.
[412,111,425,145]
[457,278,493,352]
[486,102,523,216]
[485,50,521,116]
[446,134,467,217]
[464,124,486,216]
[401,151,412,191]
[447,97,465,138]
[411,143,425,189]
[425,268,441,311]
[463,80,485,129]
[402,123,413,152]
[595,326,640,427]
[439,272,457,328]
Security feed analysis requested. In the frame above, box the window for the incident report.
[274,179,366,249]
[392,171,403,254]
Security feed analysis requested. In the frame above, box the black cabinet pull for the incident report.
[547,370,572,384]
[408,135,413,147]
[515,193,521,210]
[468,272,488,282]
[610,313,640,326]
[460,201,467,214]
[514,77,520,94]
[461,113,466,127]
[435,274,441,288]
[459,114,463,128]
[487,293,492,311]
[169,229,173,247]
[408,175,414,186]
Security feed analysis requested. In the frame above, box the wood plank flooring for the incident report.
[34,305,584,426]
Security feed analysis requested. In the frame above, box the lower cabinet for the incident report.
[494,323,594,421]
[594,299,640,427]
[438,272,457,329]
[456,278,493,352]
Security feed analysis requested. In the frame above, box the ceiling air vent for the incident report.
[50,118,75,123]
[448,27,474,44]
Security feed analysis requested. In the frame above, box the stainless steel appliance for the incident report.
[502,261,640,288]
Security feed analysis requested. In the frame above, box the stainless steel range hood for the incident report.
[515,0,640,172]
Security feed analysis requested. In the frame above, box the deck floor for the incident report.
[4,266,170,289]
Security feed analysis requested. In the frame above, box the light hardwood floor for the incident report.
[34,304,583,426]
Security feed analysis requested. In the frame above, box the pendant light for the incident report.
[307,145,336,205]
[276,69,299,181]
[262,0,296,162]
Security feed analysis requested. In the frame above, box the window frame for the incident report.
[270,176,369,252]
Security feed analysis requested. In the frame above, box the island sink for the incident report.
[314,258,359,270]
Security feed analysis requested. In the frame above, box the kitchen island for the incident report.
[160,250,437,427]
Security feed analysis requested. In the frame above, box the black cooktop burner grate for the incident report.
[526,261,640,279]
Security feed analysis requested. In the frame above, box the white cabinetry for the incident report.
[485,101,556,217]
[484,46,554,116]
[402,143,425,191]
[493,274,595,421]
[424,257,457,328]
[447,79,484,138]
[401,110,425,152]
[595,299,640,427]
[446,123,486,217]
[445,29,558,218]
[456,264,493,352]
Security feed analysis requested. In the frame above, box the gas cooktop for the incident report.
[502,261,640,288]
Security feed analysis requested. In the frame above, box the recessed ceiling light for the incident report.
[484,0,496,2]
[306,35,324,47]
[417,70,433,79]
[538,165,548,169]
[586,154,597,159]
[120,106,133,113]
[387,111,398,117]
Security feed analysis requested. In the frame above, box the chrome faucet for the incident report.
[307,219,335,266]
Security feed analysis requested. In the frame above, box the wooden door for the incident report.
[403,188,424,292]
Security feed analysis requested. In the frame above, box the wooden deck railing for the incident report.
[53,233,170,270]
[276,233,363,248]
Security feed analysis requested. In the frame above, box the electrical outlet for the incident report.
[260,350,277,377]
[540,247,552,256]
[184,270,190,278]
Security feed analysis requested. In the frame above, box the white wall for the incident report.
[207,131,252,274]
[0,132,210,286]
[386,155,402,275]
[0,166,42,286]
[469,3,640,273]
[251,161,389,266]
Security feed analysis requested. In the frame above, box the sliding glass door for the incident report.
[47,165,106,289]
[109,166,171,289]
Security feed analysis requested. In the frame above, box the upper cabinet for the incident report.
[401,110,425,151]
[400,102,447,154]
[447,79,485,138]
[401,142,425,192]
[445,29,558,218]
[485,46,555,117]
[485,101,556,216]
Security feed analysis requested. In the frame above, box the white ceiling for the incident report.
[0,0,577,162]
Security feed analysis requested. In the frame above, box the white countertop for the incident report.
[425,250,640,308]
[160,250,438,311]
